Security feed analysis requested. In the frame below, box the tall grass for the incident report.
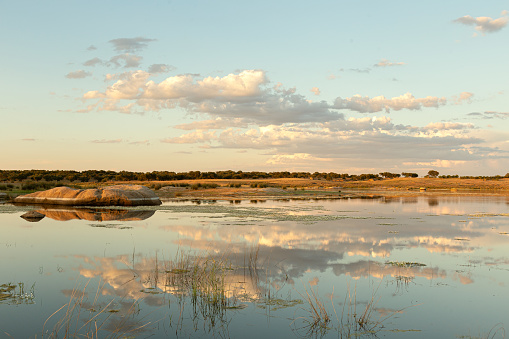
[40,280,152,338]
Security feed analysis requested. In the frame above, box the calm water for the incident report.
[1,196,508,338]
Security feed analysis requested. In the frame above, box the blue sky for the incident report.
[1,0,508,175]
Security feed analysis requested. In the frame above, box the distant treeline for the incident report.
[1,170,508,183]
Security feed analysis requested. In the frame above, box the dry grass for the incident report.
[40,281,152,338]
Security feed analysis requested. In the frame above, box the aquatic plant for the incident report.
[293,284,331,335]
[0,282,35,305]
[40,281,152,338]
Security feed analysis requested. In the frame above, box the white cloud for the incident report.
[84,70,150,99]
[310,87,321,96]
[143,70,267,101]
[83,69,340,123]
[374,59,405,67]
[65,70,92,79]
[454,11,508,34]
[333,93,447,113]
[108,37,156,52]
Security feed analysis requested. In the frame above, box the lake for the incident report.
[1,195,508,338]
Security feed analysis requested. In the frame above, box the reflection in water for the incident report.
[27,208,155,222]
[2,197,509,338]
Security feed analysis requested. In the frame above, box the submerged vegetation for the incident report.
[0,282,35,305]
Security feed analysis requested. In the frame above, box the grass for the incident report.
[292,279,420,338]
[0,282,35,305]
[457,323,506,339]
[386,261,427,268]
[293,284,331,335]
[39,280,152,338]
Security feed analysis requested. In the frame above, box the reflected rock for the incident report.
[36,208,155,221]
[20,211,46,222]
[13,185,161,206]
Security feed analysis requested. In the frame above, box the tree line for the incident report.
[1,169,508,183]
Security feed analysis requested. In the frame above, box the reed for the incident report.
[40,280,152,338]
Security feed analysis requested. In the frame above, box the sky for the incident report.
[1,0,508,176]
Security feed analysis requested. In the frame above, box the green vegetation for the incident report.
[2,169,508,186]
[0,282,35,305]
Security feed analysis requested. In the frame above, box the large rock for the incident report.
[38,208,155,221]
[20,211,46,222]
[13,185,161,206]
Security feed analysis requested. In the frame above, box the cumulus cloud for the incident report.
[333,93,447,113]
[83,70,341,124]
[148,64,175,74]
[108,37,156,52]
[142,70,267,101]
[374,59,405,67]
[81,69,467,128]
[310,87,321,96]
[454,10,508,34]
[84,70,150,99]
[83,57,103,67]
[65,70,92,79]
[109,54,142,68]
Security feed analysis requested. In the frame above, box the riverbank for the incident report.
[151,177,509,201]
[3,178,509,202]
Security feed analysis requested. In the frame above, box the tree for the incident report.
[428,170,439,178]
[402,172,418,178]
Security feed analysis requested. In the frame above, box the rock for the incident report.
[38,208,155,221]
[20,211,46,222]
[13,185,162,207]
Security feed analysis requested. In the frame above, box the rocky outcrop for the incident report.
[20,211,46,222]
[38,208,155,221]
[13,185,161,206]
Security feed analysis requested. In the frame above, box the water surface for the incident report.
[1,196,508,338]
